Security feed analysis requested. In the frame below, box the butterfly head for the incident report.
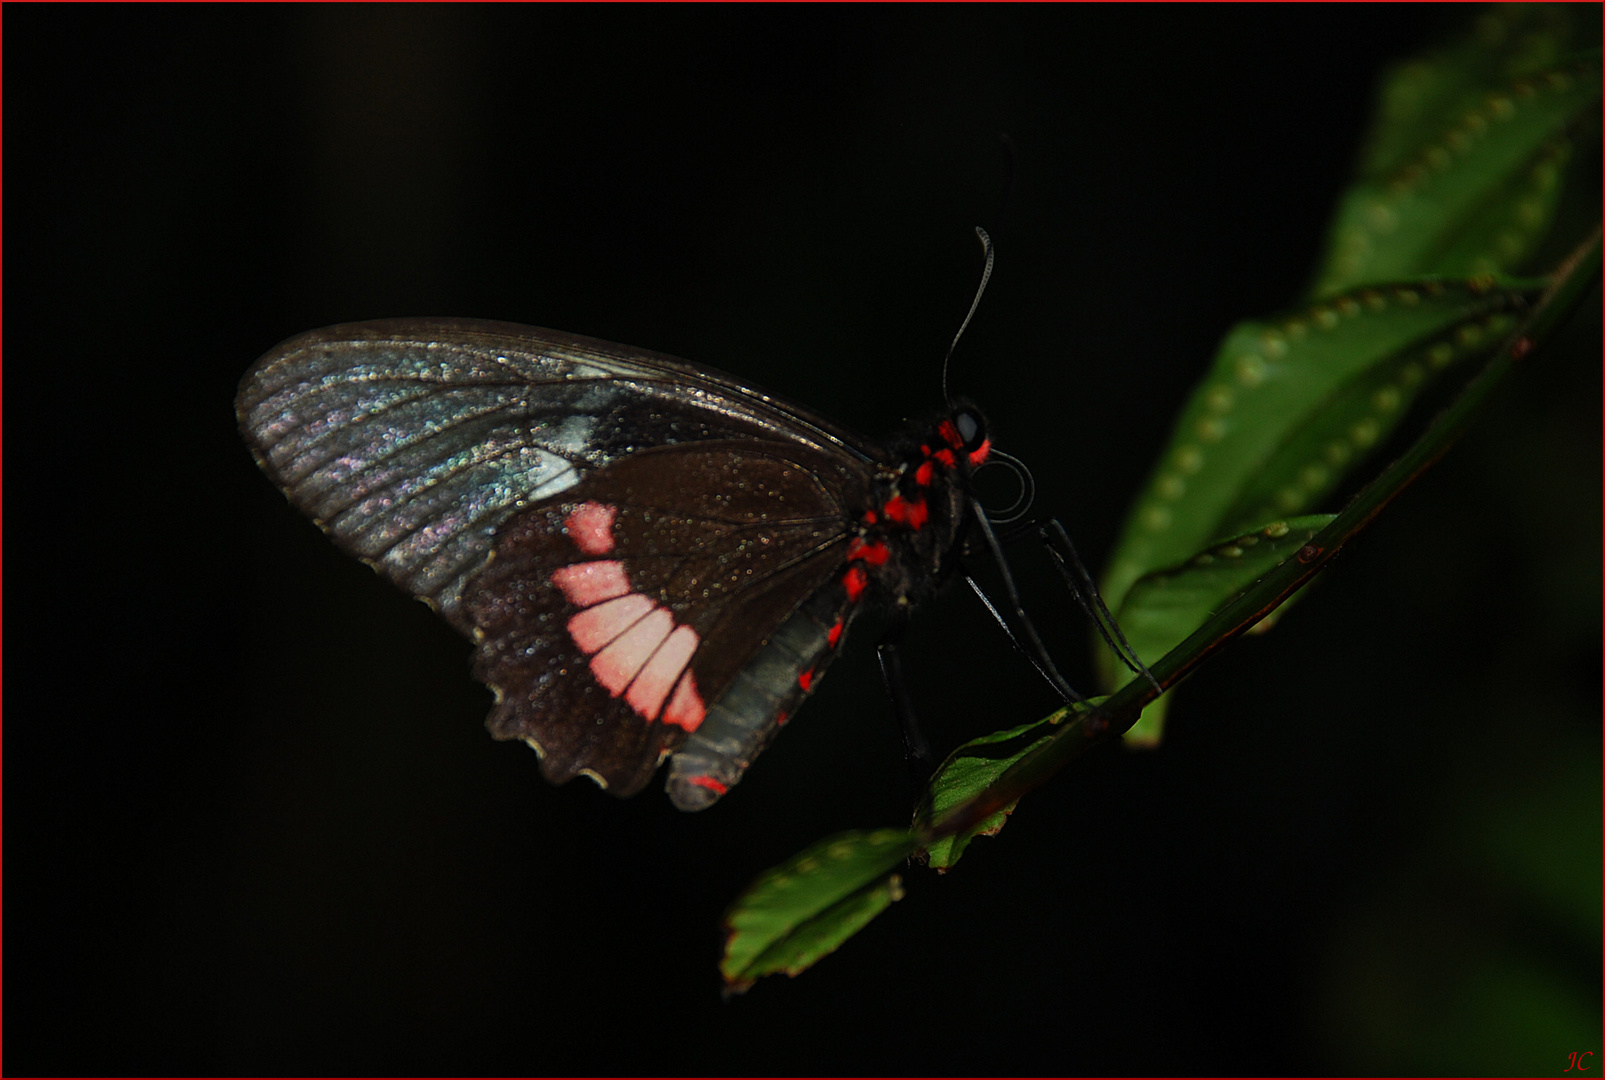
[941,404,992,470]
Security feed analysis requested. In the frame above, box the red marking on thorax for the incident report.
[846,537,889,565]
[565,501,618,555]
[844,565,868,601]
[915,460,935,486]
[937,419,962,449]
[883,495,928,530]
[932,447,956,468]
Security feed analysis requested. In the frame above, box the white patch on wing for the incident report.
[565,360,611,380]
[522,449,582,502]
[547,413,598,456]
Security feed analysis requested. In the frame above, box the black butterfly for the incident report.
[238,316,1084,811]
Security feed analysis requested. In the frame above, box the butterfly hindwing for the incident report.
[236,319,878,628]
[464,441,860,796]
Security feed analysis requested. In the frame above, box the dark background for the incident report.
[6,5,1599,1075]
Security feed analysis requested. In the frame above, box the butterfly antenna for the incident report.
[942,226,996,408]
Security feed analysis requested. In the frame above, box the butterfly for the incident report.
[238,316,1029,811]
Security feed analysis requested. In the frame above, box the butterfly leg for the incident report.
[990,514,1158,694]
[875,617,935,790]
[966,505,1095,709]
[1034,518,1159,693]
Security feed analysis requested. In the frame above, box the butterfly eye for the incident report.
[953,407,987,454]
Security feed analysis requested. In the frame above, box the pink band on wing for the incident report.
[590,607,674,696]
[626,623,699,720]
[552,560,632,608]
[565,501,618,555]
[567,593,652,655]
[663,672,706,731]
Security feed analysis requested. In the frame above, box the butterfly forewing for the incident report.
[237,319,879,627]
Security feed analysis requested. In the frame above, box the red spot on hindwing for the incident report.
[915,460,935,486]
[827,620,843,648]
[687,775,727,795]
[565,501,618,555]
[798,667,815,692]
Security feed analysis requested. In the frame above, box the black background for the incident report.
[6,5,1600,1075]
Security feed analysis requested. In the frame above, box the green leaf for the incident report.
[1211,296,1532,535]
[1102,277,1540,738]
[1313,56,1598,296]
[720,828,916,992]
[1348,6,1587,181]
[977,228,1599,819]
[713,8,1602,989]
[918,711,1068,870]
[1098,12,1597,743]
[1103,277,1541,625]
[1115,517,1332,744]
